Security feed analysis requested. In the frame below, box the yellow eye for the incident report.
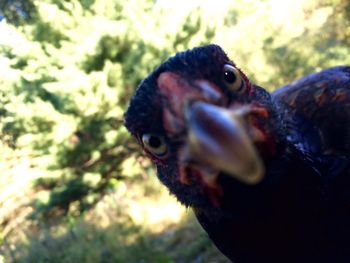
[142,134,168,158]
[223,64,243,92]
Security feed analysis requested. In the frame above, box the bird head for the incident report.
[124,45,285,208]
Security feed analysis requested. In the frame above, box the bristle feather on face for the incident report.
[124,44,284,209]
[124,46,350,262]
[125,45,235,135]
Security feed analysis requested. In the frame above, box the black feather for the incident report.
[125,45,350,263]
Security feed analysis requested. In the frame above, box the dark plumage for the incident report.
[124,44,350,263]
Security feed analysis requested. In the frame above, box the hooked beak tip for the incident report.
[185,101,265,185]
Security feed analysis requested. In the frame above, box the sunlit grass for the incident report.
[1,0,349,262]
[2,172,228,263]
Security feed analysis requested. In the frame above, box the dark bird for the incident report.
[124,44,350,263]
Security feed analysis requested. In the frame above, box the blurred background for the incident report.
[0,0,349,262]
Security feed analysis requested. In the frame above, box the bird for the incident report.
[124,44,350,263]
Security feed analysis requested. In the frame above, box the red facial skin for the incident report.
[143,71,275,207]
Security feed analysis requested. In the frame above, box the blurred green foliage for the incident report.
[0,0,216,219]
[1,0,350,220]
[9,212,228,263]
[1,0,350,262]
[0,0,36,25]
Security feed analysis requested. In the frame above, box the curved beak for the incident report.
[158,72,265,185]
[184,101,264,184]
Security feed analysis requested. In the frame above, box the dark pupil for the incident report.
[149,136,161,148]
[224,70,236,84]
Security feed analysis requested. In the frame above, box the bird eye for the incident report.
[223,64,243,92]
[142,134,168,158]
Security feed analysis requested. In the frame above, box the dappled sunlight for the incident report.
[1,0,349,262]
[7,200,228,263]
[83,175,186,234]
[0,147,41,234]
[127,193,186,234]
[5,176,226,262]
